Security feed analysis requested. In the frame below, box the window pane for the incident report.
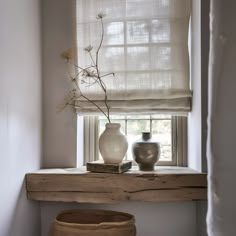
[127,120,150,135]
[152,120,172,161]
[98,115,173,163]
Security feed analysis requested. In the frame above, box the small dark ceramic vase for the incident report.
[132,132,160,171]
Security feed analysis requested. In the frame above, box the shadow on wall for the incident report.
[8,182,41,236]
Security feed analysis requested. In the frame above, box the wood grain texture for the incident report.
[86,160,132,173]
[25,167,207,203]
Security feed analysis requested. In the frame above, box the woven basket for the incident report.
[49,209,136,236]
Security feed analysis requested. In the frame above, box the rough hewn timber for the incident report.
[25,167,207,203]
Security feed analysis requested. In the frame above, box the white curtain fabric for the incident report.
[75,0,191,115]
[207,0,236,235]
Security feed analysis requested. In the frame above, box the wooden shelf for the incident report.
[25,167,207,203]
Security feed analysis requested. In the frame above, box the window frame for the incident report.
[82,115,187,167]
[75,0,190,168]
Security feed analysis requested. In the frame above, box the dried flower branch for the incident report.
[84,45,93,52]
[61,48,73,62]
[61,13,114,123]
[96,12,106,19]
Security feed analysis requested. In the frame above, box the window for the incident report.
[75,0,191,166]
[83,115,187,166]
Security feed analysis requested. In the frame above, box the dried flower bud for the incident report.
[57,89,78,112]
[82,70,89,77]
[61,48,73,61]
[71,77,76,82]
[84,45,93,52]
[96,12,106,19]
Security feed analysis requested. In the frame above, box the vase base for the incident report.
[138,163,155,171]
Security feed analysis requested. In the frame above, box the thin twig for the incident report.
[94,17,111,122]
[100,72,115,78]
[72,76,110,122]
[89,51,96,67]
[63,14,112,123]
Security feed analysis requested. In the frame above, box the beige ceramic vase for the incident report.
[99,123,128,164]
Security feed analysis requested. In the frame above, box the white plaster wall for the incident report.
[188,0,209,173]
[0,0,42,235]
[42,0,77,168]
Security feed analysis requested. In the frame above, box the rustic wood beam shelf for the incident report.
[25,167,207,203]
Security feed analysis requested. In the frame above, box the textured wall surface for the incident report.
[0,0,42,235]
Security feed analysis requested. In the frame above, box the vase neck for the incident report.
[142,132,151,141]
[105,123,121,129]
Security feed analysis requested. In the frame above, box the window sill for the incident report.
[25,166,207,203]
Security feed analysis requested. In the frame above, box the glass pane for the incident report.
[160,145,172,161]
[127,120,150,135]
[98,116,173,163]
[152,120,172,161]
[98,118,107,136]
[126,120,150,160]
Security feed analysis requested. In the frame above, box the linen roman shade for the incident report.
[75,0,192,115]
